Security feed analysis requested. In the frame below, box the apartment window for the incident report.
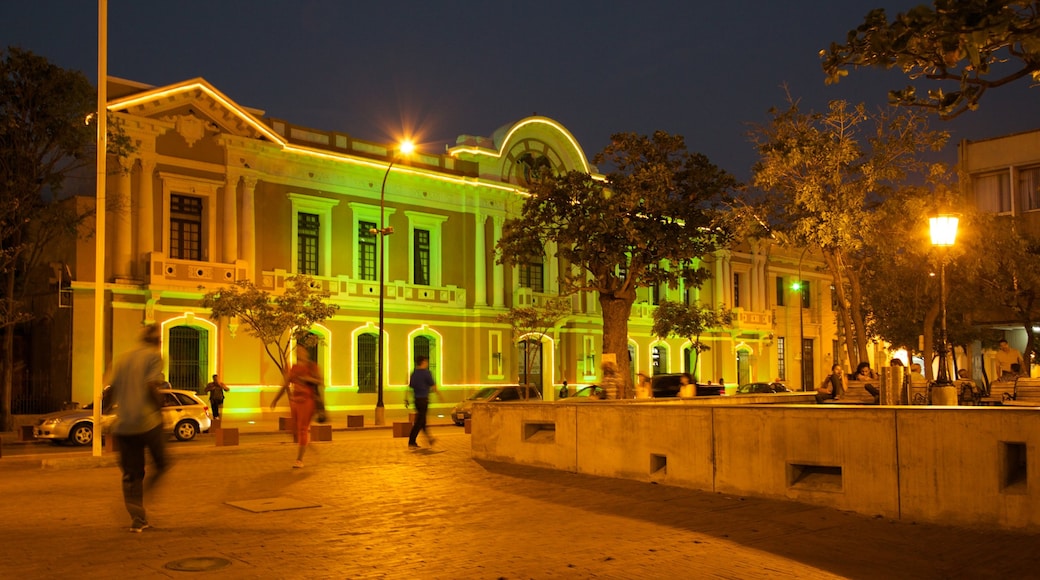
[733,272,742,308]
[652,345,668,374]
[776,276,785,306]
[650,282,661,305]
[405,211,448,287]
[359,220,376,281]
[777,337,786,380]
[170,194,203,261]
[297,213,320,275]
[519,260,544,292]
[288,194,339,276]
[800,281,810,309]
[974,172,1012,214]
[1020,167,1040,212]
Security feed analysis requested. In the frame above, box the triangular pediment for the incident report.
[107,78,284,144]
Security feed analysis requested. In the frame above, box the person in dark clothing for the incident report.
[816,364,847,404]
[204,374,229,418]
[407,356,437,448]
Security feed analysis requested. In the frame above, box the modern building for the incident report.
[20,77,843,418]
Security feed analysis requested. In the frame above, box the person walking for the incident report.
[407,356,436,449]
[204,374,229,419]
[110,323,169,533]
[271,345,322,468]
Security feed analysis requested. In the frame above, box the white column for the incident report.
[241,176,257,273]
[492,215,505,308]
[137,157,155,261]
[546,241,559,294]
[474,212,487,306]
[113,160,133,279]
[223,173,239,263]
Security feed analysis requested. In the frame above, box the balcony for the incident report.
[260,269,466,308]
[733,307,773,331]
[148,253,240,288]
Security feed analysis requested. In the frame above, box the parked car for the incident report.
[34,388,213,445]
[735,382,792,395]
[650,374,725,398]
[572,385,606,399]
[452,385,541,426]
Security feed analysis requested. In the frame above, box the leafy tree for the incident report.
[821,0,1040,118]
[201,276,339,377]
[750,97,949,369]
[0,47,130,429]
[651,300,733,381]
[957,213,1040,374]
[495,296,571,398]
[498,131,736,399]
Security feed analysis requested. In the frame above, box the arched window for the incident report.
[168,325,208,393]
[357,333,377,393]
[413,335,438,381]
[652,344,668,374]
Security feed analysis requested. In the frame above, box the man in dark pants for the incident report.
[407,356,436,449]
[111,323,168,532]
[205,374,229,418]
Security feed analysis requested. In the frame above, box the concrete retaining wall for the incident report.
[470,401,1040,530]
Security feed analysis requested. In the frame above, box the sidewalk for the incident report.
[2,423,1037,578]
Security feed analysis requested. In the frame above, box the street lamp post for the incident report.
[929,214,959,405]
[373,141,413,426]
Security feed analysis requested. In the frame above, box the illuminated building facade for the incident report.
[58,77,840,416]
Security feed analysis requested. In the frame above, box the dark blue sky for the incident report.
[3,1,1038,181]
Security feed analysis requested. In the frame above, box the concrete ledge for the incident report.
[471,400,1040,531]
[19,425,35,442]
[310,424,332,441]
[346,415,364,428]
[215,427,239,446]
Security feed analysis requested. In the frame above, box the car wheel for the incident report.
[69,423,93,446]
[174,420,198,441]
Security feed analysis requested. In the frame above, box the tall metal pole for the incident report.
[929,215,958,405]
[936,257,952,385]
[374,156,397,426]
[91,0,108,457]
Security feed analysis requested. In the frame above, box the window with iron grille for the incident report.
[519,260,543,292]
[359,220,376,281]
[776,276,785,306]
[777,337,786,380]
[170,195,202,261]
[652,345,667,373]
[733,272,742,308]
[298,212,320,275]
[413,335,438,382]
[168,326,207,393]
[800,281,811,309]
[357,333,377,393]
[414,229,430,285]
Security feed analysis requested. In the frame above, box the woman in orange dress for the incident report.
[271,345,322,468]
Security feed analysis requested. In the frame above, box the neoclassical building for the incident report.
[42,77,843,417]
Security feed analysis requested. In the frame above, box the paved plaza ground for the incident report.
[0,419,1037,579]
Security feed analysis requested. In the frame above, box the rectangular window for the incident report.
[974,172,1012,214]
[1019,167,1040,212]
[777,337,786,380]
[776,276,785,307]
[414,228,431,285]
[801,281,810,309]
[519,260,544,292]
[170,194,202,261]
[297,212,320,275]
[359,220,376,281]
[733,272,742,308]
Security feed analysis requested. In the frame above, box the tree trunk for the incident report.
[822,250,856,369]
[599,292,634,399]
[847,268,870,364]
[1,269,15,431]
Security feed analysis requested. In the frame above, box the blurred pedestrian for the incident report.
[110,323,168,533]
[600,361,622,399]
[204,374,229,419]
[407,355,437,448]
[271,345,322,468]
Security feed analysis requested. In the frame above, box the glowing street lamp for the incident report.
[373,140,413,425]
[929,214,959,405]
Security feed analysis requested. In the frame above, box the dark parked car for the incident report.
[650,374,724,398]
[452,385,541,425]
[735,382,792,395]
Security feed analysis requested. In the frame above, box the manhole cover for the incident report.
[164,557,231,572]
[226,497,320,513]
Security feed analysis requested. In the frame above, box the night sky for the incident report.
[3,0,1038,182]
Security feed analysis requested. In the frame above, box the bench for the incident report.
[821,380,878,405]
[1004,378,1040,407]
[979,380,1016,406]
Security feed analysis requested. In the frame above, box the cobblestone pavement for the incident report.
[1,426,1037,579]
